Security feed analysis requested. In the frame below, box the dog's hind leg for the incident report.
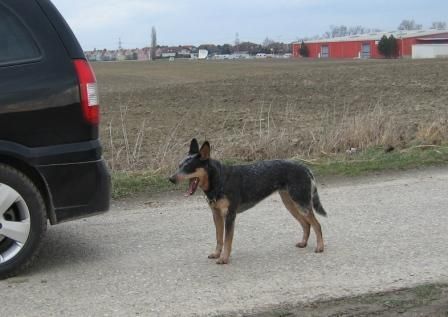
[304,211,324,253]
[279,191,311,248]
[284,189,325,253]
[208,209,224,259]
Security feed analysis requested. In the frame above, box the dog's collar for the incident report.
[203,160,224,206]
[205,196,217,205]
[204,187,222,205]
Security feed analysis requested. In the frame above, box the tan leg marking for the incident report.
[305,210,324,253]
[280,191,311,248]
[216,220,234,265]
[208,209,224,259]
[214,197,230,218]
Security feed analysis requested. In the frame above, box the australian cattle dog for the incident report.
[169,139,327,264]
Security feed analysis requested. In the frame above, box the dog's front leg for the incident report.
[216,212,236,265]
[208,209,224,259]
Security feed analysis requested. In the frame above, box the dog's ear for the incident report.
[189,138,199,154]
[199,141,210,160]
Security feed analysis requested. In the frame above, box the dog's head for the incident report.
[169,138,210,196]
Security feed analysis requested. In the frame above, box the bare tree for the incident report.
[398,19,422,31]
[431,21,447,30]
[150,26,157,60]
[313,25,381,41]
[328,25,377,38]
[348,25,367,35]
[330,25,348,37]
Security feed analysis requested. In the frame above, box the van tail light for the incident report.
[73,59,99,125]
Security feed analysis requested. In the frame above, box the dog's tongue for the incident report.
[184,178,199,197]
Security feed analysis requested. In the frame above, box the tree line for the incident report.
[198,39,292,55]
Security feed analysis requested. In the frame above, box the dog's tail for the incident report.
[312,187,327,217]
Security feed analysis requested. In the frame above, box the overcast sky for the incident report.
[52,0,448,50]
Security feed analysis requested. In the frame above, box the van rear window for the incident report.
[0,3,41,65]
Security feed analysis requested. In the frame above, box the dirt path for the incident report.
[2,167,448,316]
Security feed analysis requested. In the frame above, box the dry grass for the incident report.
[94,59,448,173]
[415,116,448,145]
[213,104,447,162]
[105,100,448,174]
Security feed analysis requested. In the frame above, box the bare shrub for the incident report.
[102,99,447,173]
[105,93,147,171]
[415,115,448,145]
[220,103,414,162]
[314,105,407,154]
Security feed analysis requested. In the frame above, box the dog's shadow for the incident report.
[28,227,105,275]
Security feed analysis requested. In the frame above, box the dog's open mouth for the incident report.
[185,177,199,197]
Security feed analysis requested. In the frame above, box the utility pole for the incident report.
[235,32,240,53]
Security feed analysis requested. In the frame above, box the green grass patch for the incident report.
[413,284,443,301]
[309,146,448,177]
[112,171,178,199]
[241,283,448,317]
[112,146,448,200]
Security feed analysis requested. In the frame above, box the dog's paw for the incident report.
[314,246,324,253]
[296,241,307,248]
[216,257,229,265]
[208,253,220,259]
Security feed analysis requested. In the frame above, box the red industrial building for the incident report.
[292,30,448,59]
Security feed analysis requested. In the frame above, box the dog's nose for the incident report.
[168,175,177,184]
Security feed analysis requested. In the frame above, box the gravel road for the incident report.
[2,167,448,316]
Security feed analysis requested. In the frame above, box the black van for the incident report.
[0,0,110,278]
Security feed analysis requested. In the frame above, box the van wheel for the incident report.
[0,164,47,279]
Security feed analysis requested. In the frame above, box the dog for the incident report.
[169,139,327,264]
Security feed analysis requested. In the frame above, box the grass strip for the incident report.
[112,146,448,199]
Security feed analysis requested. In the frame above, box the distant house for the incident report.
[137,48,150,61]
[94,50,102,61]
[108,50,118,61]
[213,54,232,60]
[161,52,176,58]
[116,50,126,61]
[155,47,163,58]
[84,45,203,61]
[85,51,96,61]
[177,47,191,58]
[198,49,208,59]
[101,50,113,61]
[232,52,250,59]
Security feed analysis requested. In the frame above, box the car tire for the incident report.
[0,164,47,279]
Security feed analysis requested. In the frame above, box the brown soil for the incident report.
[93,59,448,172]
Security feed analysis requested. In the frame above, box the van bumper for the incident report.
[38,158,111,223]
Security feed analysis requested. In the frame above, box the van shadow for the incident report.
[29,228,106,275]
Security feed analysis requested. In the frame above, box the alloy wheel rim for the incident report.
[0,184,31,264]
